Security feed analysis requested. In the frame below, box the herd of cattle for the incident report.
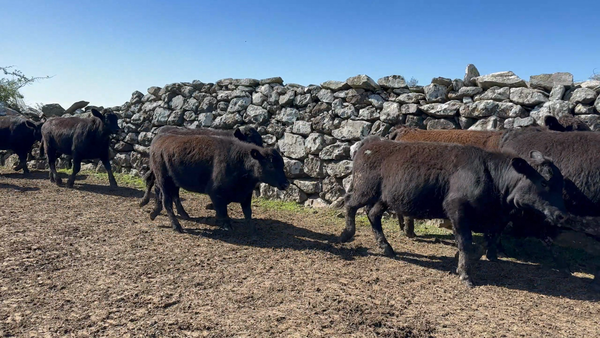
[1,110,600,287]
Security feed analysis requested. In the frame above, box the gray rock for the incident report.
[304,198,330,209]
[475,86,509,101]
[181,86,196,98]
[294,179,321,195]
[130,113,145,125]
[396,93,425,104]
[320,142,350,160]
[458,116,476,129]
[283,157,305,178]
[342,175,353,193]
[529,101,574,124]
[259,183,307,203]
[431,77,452,87]
[169,95,186,110]
[380,102,402,123]
[346,75,380,91]
[305,133,327,154]
[400,103,420,115]
[321,80,351,91]
[212,113,242,129]
[333,100,356,119]
[574,104,595,115]
[152,107,172,126]
[468,116,504,131]
[252,92,267,106]
[321,176,345,202]
[41,103,65,117]
[420,101,461,117]
[568,88,597,104]
[114,141,133,152]
[279,91,295,106]
[367,94,385,109]
[275,108,300,125]
[452,79,464,92]
[292,120,312,136]
[577,114,600,130]
[257,84,273,96]
[426,118,457,130]
[259,77,284,85]
[148,86,161,96]
[357,106,379,121]
[326,160,353,178]
[474,71,527,89]
[509,87,549,106]
[463,64,480,86]
[304,156,327,178]
[497,102,527,118]
[294,93,313,107]
[312,113,336,134]
[227,97,251,113]
[277,133,307,159]
[183,98,199,112]
[332,120,372,141]
[530,72,574,91]
[596,95,600,113]
[404,115,426,128]
[199,97,217,113]
[138,132,154,146]
[244,105,269,125]
[232,78,259,87]
[370,121,392,137]
[549,85,566,101]
[423,83,447,103]
[183,110,196,121]
[377,75,407,89]
[317,89,335,103]
[197,113,214,127]
[460,100,498,118]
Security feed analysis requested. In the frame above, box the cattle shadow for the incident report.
[170,217,370,261]
[0,182,40,192]
[395,250,600,301]
[0,170,49,180]
[74,182,144,198]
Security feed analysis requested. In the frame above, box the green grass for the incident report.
[58,168,146,189]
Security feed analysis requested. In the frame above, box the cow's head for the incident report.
[234,126,264,147]
[250,147,289,190]
[91,108,120,135]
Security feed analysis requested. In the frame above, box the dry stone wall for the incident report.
[27,65,600,208]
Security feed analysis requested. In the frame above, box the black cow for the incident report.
[341,138,566,286]
[41,109,120,187]
[138,125,264,218]
[0,116,44,174]
[149,133,288,233]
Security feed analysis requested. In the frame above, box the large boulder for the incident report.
[377,75,407,89]
[509,88,549,106]
[41,103,65,117]
[380,102,402,123]
[474,71,527,89]
[331,120,372,141]
[63,100,89,115]
[319,142,350,160]
[568,88,597,104]
[475,87,509,101]
[420,101,461,117]
[529,101,574,125]
[468,116,504,131]
[529,72,574,91]
[460,100,498,118]
[423,83,447,103]
[463,64,480,86]
[278,133,307,159]
[346,75,380,91]
[321,80,350,91]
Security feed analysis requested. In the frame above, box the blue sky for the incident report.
[2,0,599,108]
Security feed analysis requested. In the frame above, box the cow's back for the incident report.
[42,117,105,157]
[0,116,36,151]
[391,127,502,151]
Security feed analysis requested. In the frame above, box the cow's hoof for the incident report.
[110,183,118,188]
[205,203,215,210]
[461,278,474,288]
[149,211,159,221]
[66,181,75,189]
[486,251,498,262]
[405,231,416,239]
[383,246,396,258]
[173,226,184,233]
[339,230,354,243]
[139,199,149,208]
[178,211,191,220]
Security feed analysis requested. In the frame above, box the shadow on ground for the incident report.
[0,171,49,181]
[75,182,144,198]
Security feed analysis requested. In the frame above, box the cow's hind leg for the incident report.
[240,192,256,234]
[47,151,61,185]
[369,201,395,257]
[100,155,118,187]
[15,151,29,174]
[67,156,81,188]
[173,188,190,220]
[139,171,154,207]
[211,196,232,231]
[161,180,183,233]
[340,192,362,243]
[400,216,416,238]
[445,199,476,287]
[149,186,163,221]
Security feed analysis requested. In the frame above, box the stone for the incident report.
[370,121,392,137]
[380,102,402,123]
[138,132,154,146]
[509,87,549,106]
[312,113,336,134]
[279,91,296,106]
[344,89,368,106]
[357,106,379,121]
[169,95,186,110]
[377,75,407,89]
[463,64,480,86]
[367,94,384,109]
[212,113,242,129]
[332,120,372,141]
[474,71,527,89]
[294,179,321,195]
[227,97,251,113]
[568,88,597,104]
[530,72,574,91]
[321,80,350,91]
[458,116,476,129]
[278,133,307,159]
[252,92,267,106]
[183,110,196,121]
[423,83,447,103]
[321,176,345,202]
[574,104,595,115]
[549,85,566,101]
[199,97,217,113]
[596,95,600,113]
[496,102,528,118]
[292,120,312,136]
[114,142,133,152]
[244,105,269,125]
[452,79,464,92]
[283,157,305,178]
[41,103,65,117]
[346,75,380,91]
[148,86,161,96]
[451,86,483,99]
[326,160,353,178]
[396,93,425,104]
[259,183,307,203]
[468,116,504,131]
[294,93,313,107]
[275,108,300,125]
[259,77,284,85]
[197,113,214,127]
[420,101,461,117]
[152,107,172,126]
[475,86,509,101]
[319,142,350,160]
[529,101,574,125]
[426,118,457,130]
[431,77,452,87]
[317,89,335,103]
[513,116,536,128]
[304,198,329,209]
[460,100,498,118]
[304,156,327,178]
[332,100,356,119]
[400,103,419,115]
[342,175,353,192]
[577,114,600,130]
[305,133,327,154]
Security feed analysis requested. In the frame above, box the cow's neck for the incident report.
[488,155,521,210]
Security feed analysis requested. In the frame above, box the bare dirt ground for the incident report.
[1,169,599,337]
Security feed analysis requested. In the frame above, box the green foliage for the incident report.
[0,66,50,107]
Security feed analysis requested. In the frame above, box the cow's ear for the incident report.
[250,149,264,161]
[511,157,536,177]
[24,120,36,129]
[544,116,565,132]
[91,108,104,120]
[233,128,246,141]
